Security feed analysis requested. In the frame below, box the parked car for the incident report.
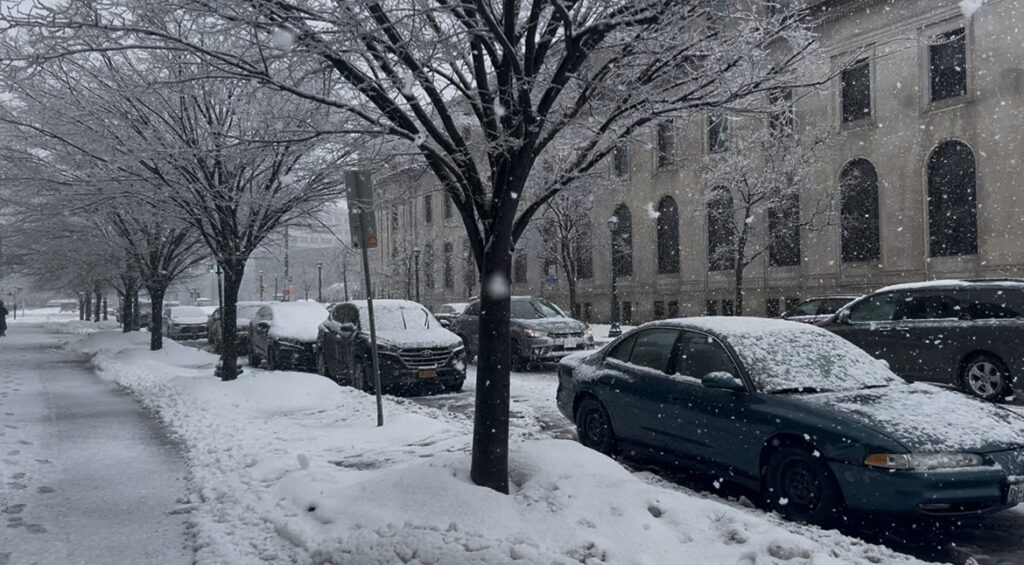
[433,302,470,329]
[139,300,180,328]
[248,302,328,371]
[316,299,466,394]
[208,302,269,354]
[557,317,1024,526]
[162,306,210,340]
[781,295,859,325]
[455,296,594,369]
[820,279,1024,401]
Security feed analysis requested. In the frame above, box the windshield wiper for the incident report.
[769,387,834,395]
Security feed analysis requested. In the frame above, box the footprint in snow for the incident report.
[16,441,31,446]
[2,504,25,515]
[6,482,26,490]
[34,459,51,465]
[11,473,25,480]
[5,450,18,456]
[36,486,55,494]
[25,524,46,534]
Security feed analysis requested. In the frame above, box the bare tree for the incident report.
[3,1,820,492]
[703,110,835,315]
[534,190,595,318]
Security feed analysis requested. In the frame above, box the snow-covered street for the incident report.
[0,324,191,565]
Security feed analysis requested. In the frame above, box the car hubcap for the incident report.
[582,408,608,447]
[967,362,1002,396]
[781,460,821,511]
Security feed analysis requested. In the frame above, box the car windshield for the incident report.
[819,298,855,315]
[700,319,904,393]
[171,306,207,318]
[237,305,263,319]
[510,299,563,320]
[361,304,438,331]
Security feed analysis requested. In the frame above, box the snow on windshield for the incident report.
[686,318,902,393]
[171,306,207,318]
[269,302,328,342]
[511,299,564,320]
[359,303,437,331]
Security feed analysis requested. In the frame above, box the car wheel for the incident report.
[446,381,464,393]
[511,342,528,372]
[459,335,474,362]
[575,397,617,455]
[265,348,278,371]
[247,349,261,368]
[766,447,843,527]
[353,358,374,393]
[962,354,1011,401]
[316,350,331,378]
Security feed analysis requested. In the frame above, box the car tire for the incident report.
[446,381,464,393]
[459,335,474,362]
[575,397,617,456]
[766,447,843,527]
[316,350,333,380]
[248,350,262,368]
[961,354,1012,402]
[265,348,278,371]
[511,342,528,372]
[353,358,374,393]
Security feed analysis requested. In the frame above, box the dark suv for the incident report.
[454,296,595,370]
[821,279,1024,401]
[316,300,466,394]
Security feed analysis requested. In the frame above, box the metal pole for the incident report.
[317,262,323,303]
[413,248,421,303]
[608,219,622,338]
[283,225,290,301]
[274,277,279,300]
[258,271,264,301]
[216,265,223,308]
[357,209,385,427]
[342,259,350,301]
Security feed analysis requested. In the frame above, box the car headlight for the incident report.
[523,329,548,338]
[864,452,986,471]
[582,325,593,339]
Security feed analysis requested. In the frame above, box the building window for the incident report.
[653,301,666,319]
[656,121,675,169]
[513,252,528,285]
[621,302,633,325]
[766,298,781,317]
[613,143,629,178]
[668,301,679,318]
[443,242,454,290]
[707,113,728,153]
[576,220,594,280]
[785,297,800,311]
[841,58,871,123]
[928,140,977,257]
[840,159,881,263]
[443,191,453,219]
[656,196,680,274]
[769,193,801,267]
[707,186,735,271]
[611,204,633,277]
[424,243,435,289]
[424,194,433,224]
[930,29,967,102]
[768,89,794,137]
[721,299,735,316]
[706,300,719,315]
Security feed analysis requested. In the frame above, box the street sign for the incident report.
[345,170,378,249]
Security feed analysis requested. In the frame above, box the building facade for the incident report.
[377,0,1024,323]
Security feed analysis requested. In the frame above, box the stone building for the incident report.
[376,0,1024,323]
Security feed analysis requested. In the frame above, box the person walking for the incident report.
[0,300,9,337]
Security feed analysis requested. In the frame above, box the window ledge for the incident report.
[923,95,972,115]
[839,117,875,132]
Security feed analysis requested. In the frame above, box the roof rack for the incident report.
[960,278,1024,284]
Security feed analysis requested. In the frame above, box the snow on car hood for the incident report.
[519,317,585,334]
[170,316,208,326]
[802,383,1024,453]
[371,326,463,350]
[269,303,329,343]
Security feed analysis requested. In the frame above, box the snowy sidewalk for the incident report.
[0,324,191,565]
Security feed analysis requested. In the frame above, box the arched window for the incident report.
[928,141,977,257]
[656,196,680,274]
[707,187,735,271]
[769,193,801,267]
[611,205,633,277]
[840,159,881,262]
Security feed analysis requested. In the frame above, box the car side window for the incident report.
[606,335,637,363]
[627,329,681,373]
[465,302,480,316]
[817,299,850,316]
[676,332,739,379]
[896,292,962,321]
[789,300,820,317]
[848,292,899,323]
[969,289,1024,320]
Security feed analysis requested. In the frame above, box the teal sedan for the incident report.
[556,318,1024,526]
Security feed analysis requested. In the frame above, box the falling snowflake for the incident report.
[271,27,296,51]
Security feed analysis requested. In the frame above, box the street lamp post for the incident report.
[413,247,421,303]
[606,216,622,338]
[258,271,264,301]
[317,261,324,303]
[273,277,279,301]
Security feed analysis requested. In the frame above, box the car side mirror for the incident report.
[835,310,851,324]
[701,371,745,392]
[256,321,271,332]
[439,318,452,328]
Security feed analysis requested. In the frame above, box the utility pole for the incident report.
[317,261,324,303]
[283,225,290,301]
[347,170,384,427]
[413,248,421,303]
[258,271,264,301]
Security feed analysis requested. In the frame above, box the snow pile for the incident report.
[267,301,329,342]
[40,318,121,335]
[65,329,931,565]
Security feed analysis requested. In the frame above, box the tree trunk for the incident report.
[733,211,751,316]
[559,238,579,318]
[132,290,141,331]
[83,291,92,321]
[93,286,101,322]
[470,237,514,494]
[217,263,245,381]
[147,285,166,351]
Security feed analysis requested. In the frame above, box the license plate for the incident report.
[563,338,579,349]
[1008,484,1024,505]
[417,369,437,379]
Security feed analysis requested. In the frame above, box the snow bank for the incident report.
[63,329,931,565]
[41,318,121,335]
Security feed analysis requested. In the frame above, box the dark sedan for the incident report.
[208,301,269,354]
[248,302,328,371]
[557,317,1024,526]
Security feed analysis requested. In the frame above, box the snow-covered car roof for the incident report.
[874,278,1024,294]
[266,302,329,342]
[644,317,903,394]
[168,306,209,319]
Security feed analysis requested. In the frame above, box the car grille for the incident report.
[397,348,453,369]
[551,332,584,339]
